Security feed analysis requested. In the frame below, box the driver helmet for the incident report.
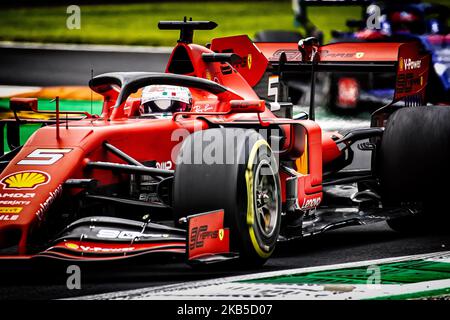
[389,11,422,33]
[140,85,192,114]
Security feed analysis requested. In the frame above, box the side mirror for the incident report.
[229,100,265,113]
[10,97,38,112]
[293,111,308,120]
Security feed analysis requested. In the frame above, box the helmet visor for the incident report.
[143,100,189,113]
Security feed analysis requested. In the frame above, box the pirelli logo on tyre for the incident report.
[0,171,50,190]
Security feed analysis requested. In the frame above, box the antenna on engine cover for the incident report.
[158,17,217,44]
[50,96,60,139]
[298,37,320,121]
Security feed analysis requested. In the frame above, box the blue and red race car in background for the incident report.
[256,0,449,112]
[328,0,449,111]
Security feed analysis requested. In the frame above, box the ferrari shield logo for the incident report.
[355,52,365,59]
[205,70,212,81]
[247,54,252,69]
[219,228,224,241]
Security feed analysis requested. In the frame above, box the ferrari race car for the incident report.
[0,19,447,266]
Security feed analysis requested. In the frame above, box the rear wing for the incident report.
[260,41,430,104]
[211,36,430,117]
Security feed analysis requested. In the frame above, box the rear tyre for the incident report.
[173,128,281,266]
[379,106,450,233]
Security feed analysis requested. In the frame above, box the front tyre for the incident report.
[173,128,281,266]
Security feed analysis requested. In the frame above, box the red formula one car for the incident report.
[0,20,447,266]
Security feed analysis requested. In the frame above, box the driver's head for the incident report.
[389,11,423,33]
[140,85,192,114]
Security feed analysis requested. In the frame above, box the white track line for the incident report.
[72,250,450,300]
[0,85,41,98]
[0,41,173,54]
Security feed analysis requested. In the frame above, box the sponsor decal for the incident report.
[301,196,322,210]
[190,225,219,250]
[65,242,80,250]
[188,210,230,260]
[0,193,35,206]
[1,171,50,190]
[0,200,31,205]
[0,193,35,198]
[64,242,135,253]
[321,50,365,59]
[96,229,170,239]
[396,73,423,94]
[156,160,173,170]
[192,104,214,112]
[35,185,62,220]
[402,58,422,70]
[0,207,22,214]
[205,70,212,81]
[270,49,302,62]
[0,215,19,221]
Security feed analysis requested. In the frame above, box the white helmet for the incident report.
[141,85,192,114]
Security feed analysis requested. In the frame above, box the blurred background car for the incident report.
[256,0,449,112]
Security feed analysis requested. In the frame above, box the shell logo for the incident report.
[65,242,80,250]
[399,58,404,71]
[1,171,50,190]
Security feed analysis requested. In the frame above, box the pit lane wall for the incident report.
[74,251,450,300]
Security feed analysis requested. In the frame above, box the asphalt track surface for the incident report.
[0,222,448,300]
[0,45,169,86]
[0,46,449,300]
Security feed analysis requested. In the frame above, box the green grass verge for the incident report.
[0,98,102,113]
[0,2,362,46]
[1,98,103,153]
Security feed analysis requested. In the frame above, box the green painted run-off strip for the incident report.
[239,260,450,285]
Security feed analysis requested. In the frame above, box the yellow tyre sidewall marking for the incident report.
[245,139,274,259]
